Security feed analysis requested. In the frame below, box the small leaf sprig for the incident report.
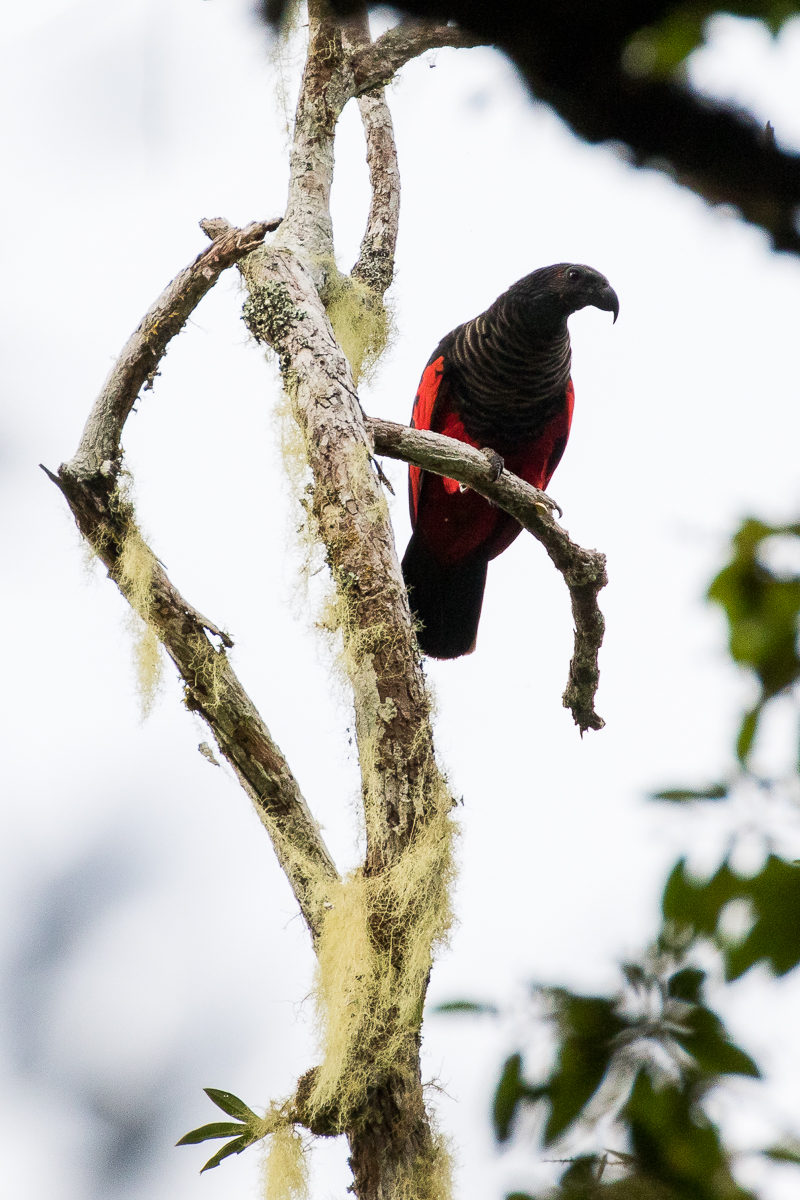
[177,1087,287,1173]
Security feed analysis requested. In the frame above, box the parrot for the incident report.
[401,263,618,659]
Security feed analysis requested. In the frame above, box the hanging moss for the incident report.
[323,268,395,387]
[262,1126,309,1200]
[307,762,457,1129]
[396,1134,454,1200]
[111,501,165,720]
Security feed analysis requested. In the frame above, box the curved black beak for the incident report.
[595,283,619,324]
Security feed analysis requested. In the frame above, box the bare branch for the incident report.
[337,10,401,296]
[44,463,339,937]
[67,217,282,481]
[352,21,483,95]
[368,417,607,733]
[351,88,400,296]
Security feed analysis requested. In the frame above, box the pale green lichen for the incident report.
[262,1125,309,1200]
[323,266,395,387]
[308,760,457,1128]
[111,493,165,720]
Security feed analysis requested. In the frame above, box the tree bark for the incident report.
[44,8,609,1198]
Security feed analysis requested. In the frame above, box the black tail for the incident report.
[401,533,488,659]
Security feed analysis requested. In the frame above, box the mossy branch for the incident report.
[44,462,339,935]
[368,417,607,733]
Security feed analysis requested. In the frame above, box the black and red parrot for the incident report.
[401,263,618,659]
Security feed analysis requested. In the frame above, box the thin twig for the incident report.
[368,417,607,733]
[67,216,282,480]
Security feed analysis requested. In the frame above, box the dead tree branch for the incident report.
[368,417,607,733]
[46,218,339,939]
[341,11,401,295]
[42,459,340,934]
[352,21,483,94]
[352,89,401,294]
[67,218,281,481]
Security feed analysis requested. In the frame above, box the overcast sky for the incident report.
[3,3,800,1199]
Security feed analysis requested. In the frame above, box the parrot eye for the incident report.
[566,268,581,281]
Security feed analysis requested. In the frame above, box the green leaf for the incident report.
[762,1143,800,1164]
[671,1005,760,1079]
[667,966,705,1003]
[176,1121,246,1146]
[662,855,800,981]
[491,1054,547,1142]
[543,992,627,1145]
[662,859,742,938]
[493,1054,524,1142]
[200,1135,251,1173]
[652,784,727,802]
[203,1088,260,1122]
[737,708,760,763]
[433,1000,499,1015]
[726,855,800,979]
[623,1070,753,1200]
[559,1155,601,1187]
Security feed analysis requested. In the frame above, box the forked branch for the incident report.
[368,417,607,733]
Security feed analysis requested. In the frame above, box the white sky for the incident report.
[3,2,800,1198]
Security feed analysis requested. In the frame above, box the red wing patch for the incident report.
[408,370,576,564]
[409,356,445,525]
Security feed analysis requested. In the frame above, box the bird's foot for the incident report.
[534,490,563,520]
[479,447,505,481]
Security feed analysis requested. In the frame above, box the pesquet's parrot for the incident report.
[401,263,618,658]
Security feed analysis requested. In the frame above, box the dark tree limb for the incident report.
[368,417,607,733]
[68,216,282,480]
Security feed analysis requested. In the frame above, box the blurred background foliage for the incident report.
[443,512,800,1197]
[263,0,800,253]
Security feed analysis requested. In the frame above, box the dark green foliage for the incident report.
[667,1003,759,1078]
[624,2,799,78]
[484,961,762,1191]
[762,1143,800,1163]
[663,855,800,978]
[493,1053,547,1142]
[451,954,777,1197]
[651,784,728,802]
[177,1087,266,1173]
[463,510,800,1197]
[707,519,800,762]
[622,1071,753,1200]
[176,1121,248,1144]
[203,1087,261,1121]
[433,1000,499,1014]
[541,993,628,1144]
